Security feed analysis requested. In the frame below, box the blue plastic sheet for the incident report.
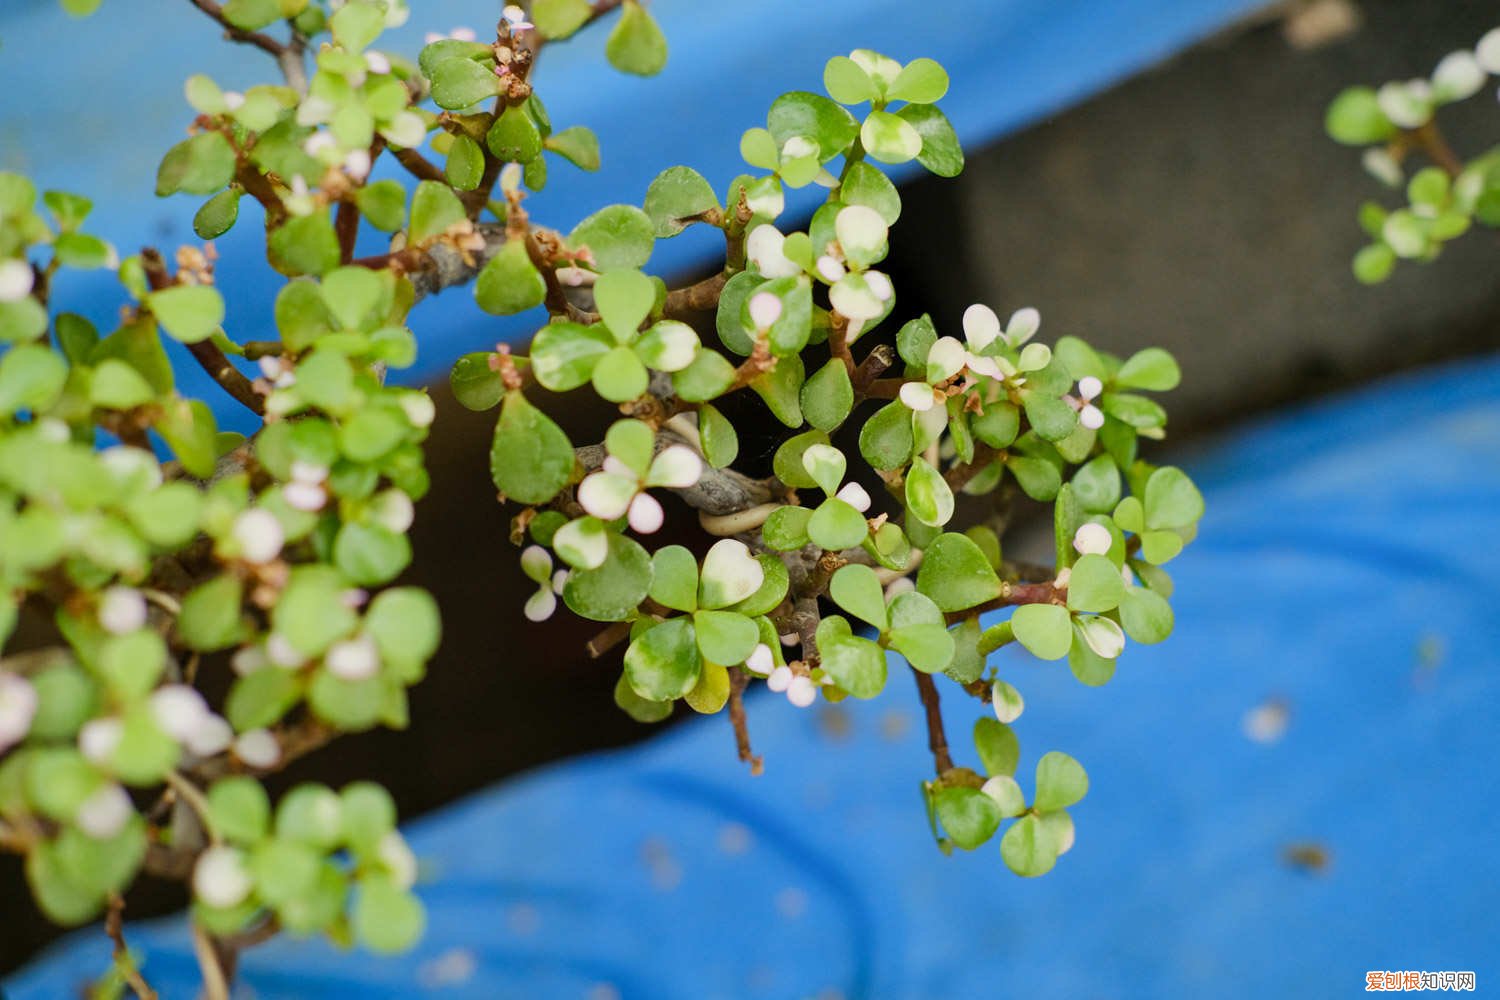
[11,356,1500,998]
[0,0,1264,433]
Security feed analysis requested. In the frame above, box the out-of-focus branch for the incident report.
[912,668,954,775]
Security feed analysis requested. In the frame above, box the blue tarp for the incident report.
[10,356,1500,998]
[0,0,1266,432]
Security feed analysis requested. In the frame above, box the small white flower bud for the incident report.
[1077,376,1103,401]
[266,633,306,669]
[151,684,209,741]
[365,51,392,76]
[899,381,937,412]
[186,714,234,757]
[835,481,872,513]
[1073,522,1113,556]
[98,586,148,636]
[1079,403,1105,431]
[222,91,245,111]
[786,675,817,708]
[523,587,557,622]
[371,490,415,533]
[745,644,774,675]
[257,356,286,380]
[230,644,268,677]
[379,831,419,889]
[1053,566,1072,589]
[284,481,327,512]
[78,717,123,764]
[0,259,35,303]
[767,665,793,693]
[627,492,665,534]
[193,846,253,909]
[75,784,133,840]
[302,132,336,159]
[499,162,524,193]
[1479,28,1500,74]
[864,271,893,302]
[748,291,783,329]
[344,148,372,181]
[0,673,39,752]
[290,461,328,484]
[232,508,284,564]
[325,635,380,681]
[452,26,477,41]
[234,729,281,769]
[815,255,846,283]
[399,393,436,428]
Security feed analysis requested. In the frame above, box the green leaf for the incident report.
[178,575,244,651]
[533,0,592,38]
[1005,455,1060,501]
[155,398,219,477]
[527,322,610,392]
[859,110,922,164]
[829,564,887,630]
[1143,466,1204,530]
[1325,86,1396,145]
[897,103,964,177]
[1010,604,1072,661]
[888,622,954,674]
[208,777,270,845]
[761,505,812,551]
[817,617,887,698]
[860,401,915,470]
[693,610,759,665]
[624,617,701,700]
[614,671,673,722]
[269,212,340,276]
[155,133,236,197]
[671,348,736,402]
[934,786,1000,850]
[490,391,574,505]
[0,297,48,344]
[1068,630,1116,687]
[563,533,652,621]
[1023,389,1078,441]
[807,498,869,551]
[905,457,954,527]
[592,345,649,402]
[1119,586,1173,644]
[888,57,949,104]
[148,285,224,343]
[487,105,544,164]
[648,545,699,613]
[644,166,719,237]
[1071,455,1121,514]
[698,539,764,609]
[698,404,738,468]
[768,92,861,161]
[750,352,805,427]
[570,204,655,270]
[475,241,547,316]
[684,659,731,714]
[364,587,441,666]
[800,359,854,432]
[546,125,601,171]
[823,55,878,105]
[728,555,789,617]
[915,533,1001,613]
[429,56,501,110]
[354,179,408,232]
[227,668,303,731]
[840,161,901,225]
[1001,813,1059,877]
[605,0,668,76]
[595,269,655,341]
[445,135,486,191]
[0,345,66,416]
[276,568,358,657]
[334,521,411,585]
[1034,751,1088,812]
[973,717,1019,777]
[354,876,426,954]
[1115,348,1180,391]
[408,181,467,245]
[1066,553,1125,613]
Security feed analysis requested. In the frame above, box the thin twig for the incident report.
[106,895,159,1000]
[727,667,763,775]
[912,668,954,775]
[191,923,231,1000]
[187,0,284,57]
